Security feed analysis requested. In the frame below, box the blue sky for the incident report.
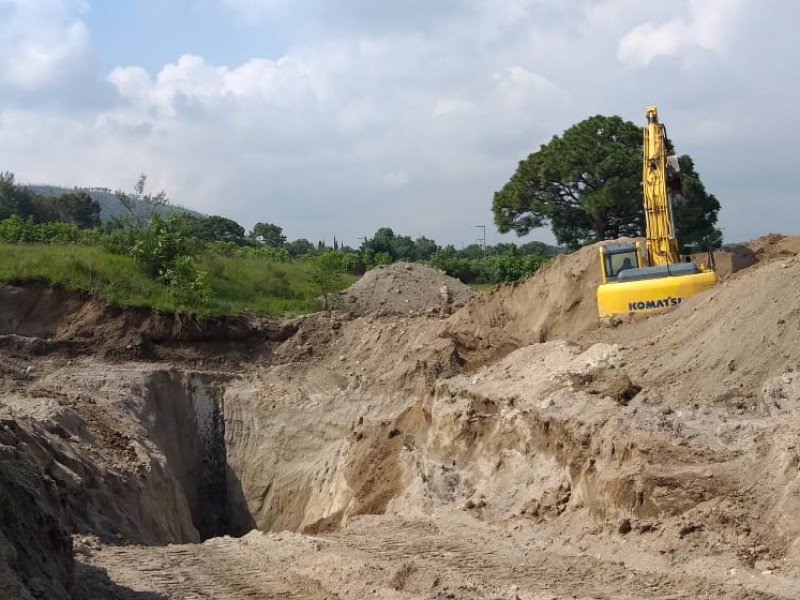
[85,2,290,71]
[0,0,797,247]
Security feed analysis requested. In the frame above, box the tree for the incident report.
[493,114,722,250]
[114,173,168,229]
[519,240,561,256]
[412,236,438,261]
[369,227,395,256]
[0,172,37,221]
[359,227,420,262]
[190,215,245,244]
[455,244,486,260]
[493,115,643,248]
[55,191,101,229]
[673,156,723,252]
[286,238,315,257]
[250,222,286,247]
[309,250,347,310]
[130,212,199,279]
[390,234,415,261]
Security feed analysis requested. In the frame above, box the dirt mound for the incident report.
[441,235,783,366]
[600,251,800,403]
[441,241,604,365]
[745,232,800,262]
[341,262,478,315]
[0,420,74,600]
[705,244,757,279]
[7,232,800,597]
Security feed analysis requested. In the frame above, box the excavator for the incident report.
[596,106,716,318]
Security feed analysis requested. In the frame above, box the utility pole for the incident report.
[475,225,486,256]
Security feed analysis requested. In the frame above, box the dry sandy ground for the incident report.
[3,234,800,599]
[74,512,800,600]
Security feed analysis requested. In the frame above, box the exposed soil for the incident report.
[3,237,800,599]
[340,261,478,315]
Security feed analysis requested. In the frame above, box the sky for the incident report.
[0,0,796,248]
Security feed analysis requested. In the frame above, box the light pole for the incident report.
[475,225,486,257]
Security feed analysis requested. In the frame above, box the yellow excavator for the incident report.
[596,106,716,318]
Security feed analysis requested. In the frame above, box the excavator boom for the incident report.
[643,106,681,266]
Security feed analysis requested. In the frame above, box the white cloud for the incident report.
[617,0,747,68]
[104,53,324,129]
[106,66,151,103]
[1,0,798,248]
[432,98,473,118]
[492,66,567,102]
[0,0,89,89]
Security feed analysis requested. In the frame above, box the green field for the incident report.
[0,244,358,317]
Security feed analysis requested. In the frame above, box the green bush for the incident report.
[130,213,200,279]
[162,255,212,310]
[309,250,348,309]
[0,216,80,244]
[101,226,139,255]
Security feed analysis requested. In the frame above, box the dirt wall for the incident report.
[0,419,73,600]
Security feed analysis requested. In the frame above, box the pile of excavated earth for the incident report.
[341,261,478,315]
[3,233,800,599]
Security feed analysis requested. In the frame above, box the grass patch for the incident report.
[0,244,357,316]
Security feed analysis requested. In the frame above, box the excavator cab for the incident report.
[599,243,643,284]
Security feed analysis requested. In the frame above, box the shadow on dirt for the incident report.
[74,562,167,600]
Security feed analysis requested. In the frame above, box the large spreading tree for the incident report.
[673,155,722,252]
[492,114,722,251]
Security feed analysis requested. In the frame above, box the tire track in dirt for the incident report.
[323,519,779,600]
[79,516,799,600]
[76,538,332,600]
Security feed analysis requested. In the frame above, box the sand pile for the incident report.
[441,234,792,360]
[745,232,800,261]
[442,240,605,355]
[341,262,478,315]
[705,244,757,279]
[610,250,800,401]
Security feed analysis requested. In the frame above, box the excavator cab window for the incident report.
[604,250,639,280]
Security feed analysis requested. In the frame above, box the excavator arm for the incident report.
[642,106,681,266]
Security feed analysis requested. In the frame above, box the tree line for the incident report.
[1,172,102,229]
[0,172,559,309]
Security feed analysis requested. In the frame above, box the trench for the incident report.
[144,370,250,541]
[140,367,405,543]
[137,366,728,546]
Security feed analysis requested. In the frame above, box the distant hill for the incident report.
[28,185,203,223]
